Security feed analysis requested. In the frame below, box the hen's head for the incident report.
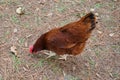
[29,44,43,54]
[29,34,46,54]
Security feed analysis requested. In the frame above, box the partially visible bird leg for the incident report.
[59,54,69,60]
[44,51,56,59]
[59,54,74,60]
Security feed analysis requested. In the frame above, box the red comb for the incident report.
[29,45,33,53]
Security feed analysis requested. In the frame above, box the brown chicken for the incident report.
[29,12,97,59]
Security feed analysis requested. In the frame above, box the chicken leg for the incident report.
[44,51,56,58]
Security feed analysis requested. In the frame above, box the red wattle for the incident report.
[29,45,33,53]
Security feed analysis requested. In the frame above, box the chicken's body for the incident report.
[44,25,87,55]
[29,12,97,58]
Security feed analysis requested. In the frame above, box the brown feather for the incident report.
[31,12,96,56]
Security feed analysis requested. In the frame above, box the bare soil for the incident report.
[0,0,120,80]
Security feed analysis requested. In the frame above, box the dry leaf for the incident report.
[10,46,18,56]
[47,13,53,17]
[13,28,18,33]
[54,0,59,2]
[97,30,102,34]
[26,34,32,38]
[16,7,25,15]
[35,8,39,11]
[24,41,28,47]
[95,12,99,16]
[109,33,114,37]
[96,73,102,78]
[90,8,95,12]
[38,0,46,4]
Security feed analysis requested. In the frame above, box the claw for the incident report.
[59,54,69,60]
[44,51,56,59]
[59,54,74,60]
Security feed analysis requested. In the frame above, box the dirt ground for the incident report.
[0,0,120,80]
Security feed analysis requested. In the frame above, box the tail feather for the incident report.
[81,12,95,22]
[78,12,96,31]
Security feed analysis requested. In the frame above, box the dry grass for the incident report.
[0,0,120,80]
